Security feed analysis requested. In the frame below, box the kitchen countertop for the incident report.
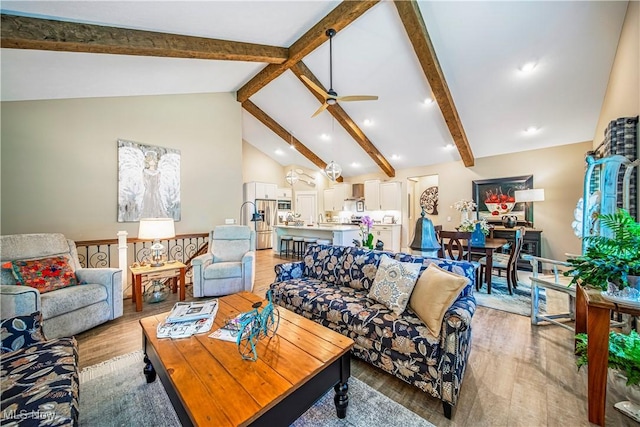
[275,224,359,231]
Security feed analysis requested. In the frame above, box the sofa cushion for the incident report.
[368,255,421,315]
[0,311,46,354]
[336,247,394,291]
[4,256,78,293]
[393,253,476,298]
[204,262,242,279]
[40,284,107,320]
[302,245,348,284]
[0,336,79,426]
[410,264,470,337]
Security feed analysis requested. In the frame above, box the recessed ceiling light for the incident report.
[524,126,540,134]
[443,143,455,150]
[289,145,296,150]
[391,154,400,160]
[363,119,374,126]
[320,133,331,141]
[275,149,284,155]
[351,162,360,168]
[423,97,434,105]
[519,61,537,73]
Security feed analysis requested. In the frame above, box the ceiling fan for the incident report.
[302,28,378,118]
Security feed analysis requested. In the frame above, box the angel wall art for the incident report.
[117,139,181,222]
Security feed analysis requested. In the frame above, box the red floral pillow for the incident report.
[3,257,78,293]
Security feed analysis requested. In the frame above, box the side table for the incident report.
[575,285,640,425]
[129,261,186,312]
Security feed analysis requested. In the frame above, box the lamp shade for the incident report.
[138,218,176,240]
[514,189,545,203]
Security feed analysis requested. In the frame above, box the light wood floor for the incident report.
[76,250,635,426]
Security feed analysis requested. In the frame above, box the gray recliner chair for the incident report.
[191,225,256,297]
[0,233,123,339]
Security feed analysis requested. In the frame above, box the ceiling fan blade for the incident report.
[334,95,379,102]
[311,102,329,118]
[300,75,328,98]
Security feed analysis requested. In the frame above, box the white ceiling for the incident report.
[0,1,629,178]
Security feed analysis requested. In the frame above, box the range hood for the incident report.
[345,183,364,201]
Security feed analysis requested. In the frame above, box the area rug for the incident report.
[79,350,434,427]
[474,275,545,317]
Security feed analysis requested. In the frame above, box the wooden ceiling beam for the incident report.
[236,1,379,102]
[1,14,288,63]
[242,100,343,182]
[291,62,395,178]
[393,1,475,167]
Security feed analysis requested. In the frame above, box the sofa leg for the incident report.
[442,401,454,419]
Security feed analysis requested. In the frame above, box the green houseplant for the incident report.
[565,209,640,290]
[575,330,640,387]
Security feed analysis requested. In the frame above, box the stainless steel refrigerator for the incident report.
[255,199,277,250]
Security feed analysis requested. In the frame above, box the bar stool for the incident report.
[280,236,293,257]
[303,238,317,255]
[292,237,305,259]
[316,239,332,246]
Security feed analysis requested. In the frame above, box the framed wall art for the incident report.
[118,139,181,222]
[472,175,533,222]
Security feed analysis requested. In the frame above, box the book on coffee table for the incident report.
[166,299,218,323]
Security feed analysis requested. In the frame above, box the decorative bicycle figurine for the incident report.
[234,290,280,361]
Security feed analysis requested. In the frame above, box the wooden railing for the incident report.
[75,232,209,292]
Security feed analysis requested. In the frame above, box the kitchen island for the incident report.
[274,224,360,255]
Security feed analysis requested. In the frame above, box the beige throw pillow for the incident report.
[368,255,421,315]
[409,263,470,337]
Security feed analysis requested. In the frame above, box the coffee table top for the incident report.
[139,291,354,426]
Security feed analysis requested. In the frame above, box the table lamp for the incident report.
[514,189,545,227]
[138,218,175,267]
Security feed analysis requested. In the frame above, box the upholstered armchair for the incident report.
[191,225,256,297]
[0,233,123,339]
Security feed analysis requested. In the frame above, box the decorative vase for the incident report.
[470,223,486,246]
[143,279,169,303]
[460,210,470,223]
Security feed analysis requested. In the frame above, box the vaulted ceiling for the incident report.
[1,1,629,178]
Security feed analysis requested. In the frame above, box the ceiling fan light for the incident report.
[324,161,342,181]
[326,98,337,105]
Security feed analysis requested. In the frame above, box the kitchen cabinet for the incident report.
[380,181,402,211]
[364,180,401,211]
[276,187,292,199]
[323,184,350,211]
[364,180,380,211]
[372,225,401,252]
[245,182,278,200]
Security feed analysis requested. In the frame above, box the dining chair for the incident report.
[477,227,525,294]
[439,230,480,288]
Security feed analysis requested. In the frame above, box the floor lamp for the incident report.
[239,201,263,225]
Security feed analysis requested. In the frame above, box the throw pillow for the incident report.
[0,311,46,354]
[409,263,470,337]
[368,255,421,315]
[7,256,78,293]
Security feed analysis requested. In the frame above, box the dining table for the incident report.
[470,237,509,292]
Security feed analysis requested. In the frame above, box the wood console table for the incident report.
[130,261,186,312]
[575,285,640,425]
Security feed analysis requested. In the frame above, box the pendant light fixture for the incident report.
[324,161,342,181]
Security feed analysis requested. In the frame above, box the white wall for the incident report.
[1,93,243,239]
[242,140,287,187]
[593,0,639,145]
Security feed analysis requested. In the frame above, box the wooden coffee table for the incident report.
[139,292,354,426]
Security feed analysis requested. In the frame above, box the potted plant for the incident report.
[565,209,640,291]
[575,330,640,421]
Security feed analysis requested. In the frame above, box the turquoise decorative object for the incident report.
[471,222,486,246]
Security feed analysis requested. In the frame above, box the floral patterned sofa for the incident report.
[1,312,79,426]
[269,244,476,419]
